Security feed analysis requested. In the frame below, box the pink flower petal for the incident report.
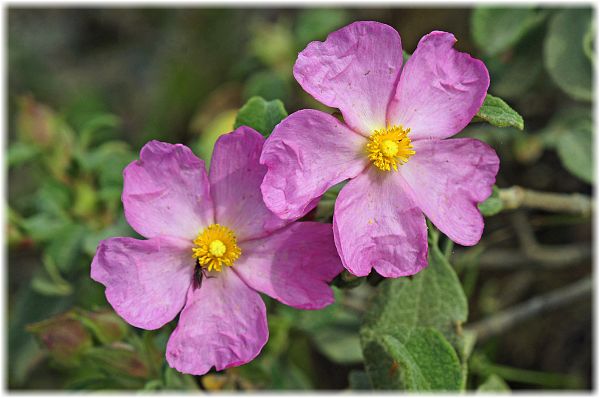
[294,21,403,135]
[261,109,368,220]
[123,141,214,240]
[387,31,489,140]
[400,138,500,246]
[234,222,343,310]
[209,126,289,242]
[166,270,268,375]
[333,168,428,278]
[91,236,193,330]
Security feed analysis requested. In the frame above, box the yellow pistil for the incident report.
[192,224,241,272]
[367,125,415,171]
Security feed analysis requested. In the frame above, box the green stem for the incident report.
[475,360,583,389]
[443,238,454,260]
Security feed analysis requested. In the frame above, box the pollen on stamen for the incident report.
[366,125,415,171]
[192,224,241,272]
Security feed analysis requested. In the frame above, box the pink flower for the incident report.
[91,127,343,375]
[260,21,500,278]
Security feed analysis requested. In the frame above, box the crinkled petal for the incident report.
[166,270,268,375]
[123,141,214,240]
[294,21,403,135]
[209,126,288,242]
[91,236,193,330]
[234,222,343,310]
[260,109,368,220]
[400,138,500,246]
[333,168,428,278]
[387,31,489,141]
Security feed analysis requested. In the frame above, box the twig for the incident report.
[456,245,592,270]
[511,211,591,267]
[467,277,592,342]
[499,186,592,216]
[454,212,591,270]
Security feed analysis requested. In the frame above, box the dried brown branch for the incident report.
[467,277,592,342]
[511,211,591,267]
[454,211,592,270]
[499,186,592,216]
[457,244,592,270]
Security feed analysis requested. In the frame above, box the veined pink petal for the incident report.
[400,138,500,246]
[333,168,428,278]
[91,236,193,330]
[387,31,489,141]
[294,21,403,135]
[260,109,368,220]
[235,222,343,310]
[166,270,268,376]
[209,126,288,242]
[123,141,214,240]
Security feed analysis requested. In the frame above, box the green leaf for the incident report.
[544,8,593,101]
[67,345,152,390]
[243,71,291,104]
[193,109,237,164]
[475,94,524,130]
[163,365,199,390]
[348,370,372,390]
[82,216,134,256]
[22,213,70,242]
[82,346,151,380]
[78,140,135,188]
[360,234,469,391]
[583,21,594,63]
[234,96,288,137]
[540,106,593,183]
[34,180,72,218]
[478,186,503,216]
[31,254,73,296]
[75,309,129,345]
[46,224,86,273]
[296,288,362,364]
[471,7,543,56]
[362,330,463,390]
[486,24,546,99]
[78,113,121,149]
[7,142,40,167]
[249,21,295,69]
[539,106,591,147]
[295,9,350,47]
[556,126,593,184]
[477,374,511,392]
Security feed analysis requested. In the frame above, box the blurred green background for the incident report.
[7,7,592,391]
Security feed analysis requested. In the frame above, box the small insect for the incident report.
[192,259,214,290]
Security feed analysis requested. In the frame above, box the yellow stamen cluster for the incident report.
[366,125,415,171]
[192,224,241,272]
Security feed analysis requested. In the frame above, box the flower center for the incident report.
[367,125,415,171]
[192,224,241,272]
[209,240,226,257]
[380,139,399,157]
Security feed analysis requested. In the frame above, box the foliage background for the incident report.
[7,7,593,391]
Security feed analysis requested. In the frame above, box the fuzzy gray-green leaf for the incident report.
[234,96,288,137]
[544,8,593,101]
[475,94,524,130]
[478,185,503,216]
[360,238,469,390]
